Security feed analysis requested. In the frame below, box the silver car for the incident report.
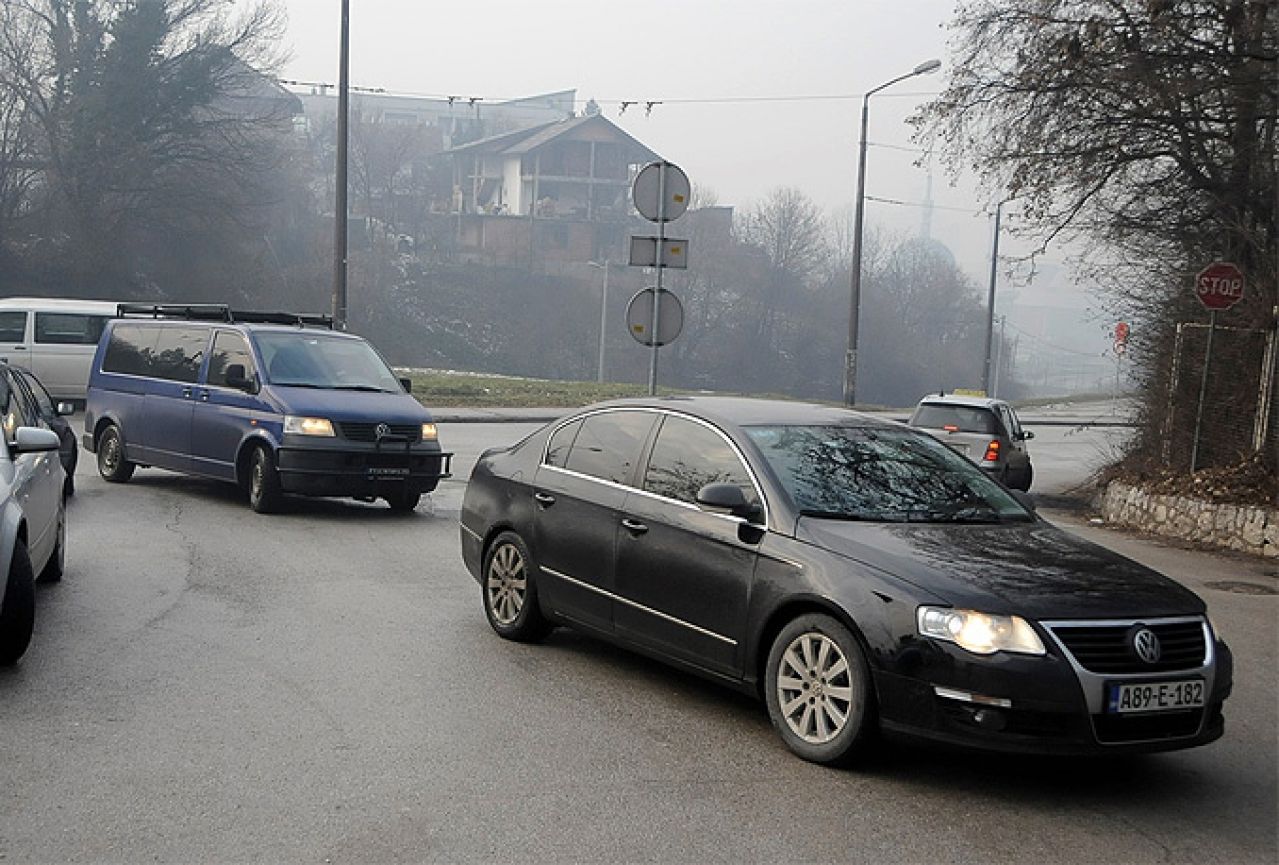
[0,362,68,666]
[908,393,1034,491]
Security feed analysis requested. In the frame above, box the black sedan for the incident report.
[459,397,1231,765]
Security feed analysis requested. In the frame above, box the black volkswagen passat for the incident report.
[459,397,1231,765]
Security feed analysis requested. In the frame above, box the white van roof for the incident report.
[0,297,122,314]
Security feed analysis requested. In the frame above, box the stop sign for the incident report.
[1195,261,1245,311]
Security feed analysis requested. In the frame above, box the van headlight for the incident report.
[420,423,438,441]
[284,416,335,437]
[917,606,1045,656]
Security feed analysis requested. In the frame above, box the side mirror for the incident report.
[10,426,61,454]
[1009,490,1037,513]
[56,402,74,417]
[696,482,762,521]
[225,364,257,393]
[399,377,413,393]
[1022,429,1035,441]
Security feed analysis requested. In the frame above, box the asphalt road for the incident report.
[1,422,1274,863]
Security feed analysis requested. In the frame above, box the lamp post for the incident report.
[843,58,941,407]
[331,0,350,329]
[588,259,610,382]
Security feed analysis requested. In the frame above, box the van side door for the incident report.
[191,330,264,482]
[0,311,31,372]
[138,325,209,473]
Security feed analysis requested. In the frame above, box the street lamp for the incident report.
[331,0,350,329]
[843,58,941,407]
[588,260,610,382]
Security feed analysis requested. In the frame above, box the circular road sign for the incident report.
[1195,261,1245,311]
[632,161,691,223]
[626,287,684,347]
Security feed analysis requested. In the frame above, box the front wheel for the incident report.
[0,540,36,665]
[385,490,421,513]
[248,445,284,514]
[482,531,552,642]
[96,425,134,483]
[765,613,875,766]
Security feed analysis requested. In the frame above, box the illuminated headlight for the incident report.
[420,423,438,441]
[284,415,335,437]
[917,606,1045,656]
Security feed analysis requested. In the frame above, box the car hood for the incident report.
[795,518,1204,620]
[264,386,432,423]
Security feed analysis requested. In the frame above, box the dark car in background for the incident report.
[16,368,77,496]
[909,393,1034,490]
[460,396,1230,765]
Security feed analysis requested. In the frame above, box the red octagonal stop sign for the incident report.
[1195,261,1246,311]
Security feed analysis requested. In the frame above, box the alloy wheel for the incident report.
[485,543,527,626]
[775,632,854,745]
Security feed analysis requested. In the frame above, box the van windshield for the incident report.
[255,332,402,392]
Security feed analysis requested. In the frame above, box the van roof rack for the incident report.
[116,304,335,329]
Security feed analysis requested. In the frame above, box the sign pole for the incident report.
[1190,309,1217,473]
[648,165,667,396]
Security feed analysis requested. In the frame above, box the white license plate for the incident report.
[367,467,409,479]
[1107,679,1205,714]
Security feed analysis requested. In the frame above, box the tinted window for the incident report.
[34,312,109,345]
[206,331,255,388]
[0,312,26,342]
[644,415,756,506]
[102,324,158,376]
[1,369,39,438]
[564,411,654,485]
[18,371,54,419]
[911,403,999,435]
[544,418,582,468]
[151,327,208,383]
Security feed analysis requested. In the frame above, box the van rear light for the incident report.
[983,440,1001,462]
[943,424,959,432]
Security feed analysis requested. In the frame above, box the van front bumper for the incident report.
[276,439,452,497]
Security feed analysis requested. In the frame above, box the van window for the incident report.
[206,331,255,387]
[102,324,157,376]
[35,312,109,345]
[0,312,26,343]
[151,327,208,383]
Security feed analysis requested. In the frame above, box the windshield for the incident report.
[744,424,1031,523]
[255,332,402,392]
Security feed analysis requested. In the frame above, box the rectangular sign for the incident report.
[628,236,689,269]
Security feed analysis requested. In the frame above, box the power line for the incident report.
[865,194,982,215]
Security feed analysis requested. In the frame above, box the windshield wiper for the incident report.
[330,384,393,392]
[906,506,1004,524]
[270,381,325,389]
[798,509,879,521]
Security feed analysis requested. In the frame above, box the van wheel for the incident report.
[96,425,134,483]
[385,490,421,513]
[0,540,35,666]
[248,445,284,514]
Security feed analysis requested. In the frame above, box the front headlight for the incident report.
[284,415,335,437]
[917,606,1046,656]
[420,422,438,441]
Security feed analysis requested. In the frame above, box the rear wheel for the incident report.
[482,531,552,642]
[1018,464,1034,492]
[248,445,284,514]
[96,425,134,483]
[0,540,35,666]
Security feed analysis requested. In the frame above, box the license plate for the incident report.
[1107,679,1205,714]
[367,467,409,479]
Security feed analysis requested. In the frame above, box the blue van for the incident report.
[81,304,451,513]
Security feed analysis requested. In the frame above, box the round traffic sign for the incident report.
[625,287,683,347]
[1194,261,1245,311]
[632,161,690,223]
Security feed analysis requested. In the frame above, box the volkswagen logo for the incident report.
[375,422,392,440]
[1132,627,1162,664]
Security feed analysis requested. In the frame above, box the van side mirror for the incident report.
[399,377,412,393]
[696,482,762,521]
[56,402,74,417]
[1021,429,1035,441]
[225,364,257,393]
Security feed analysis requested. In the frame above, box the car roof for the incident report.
[581,395,904,429]
[109,318,364,340]
[0,297,120,313]
[915,393,1005,410]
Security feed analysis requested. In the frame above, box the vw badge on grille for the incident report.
[375,422,392,440]
[1132,628,1162,664]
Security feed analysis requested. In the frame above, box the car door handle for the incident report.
[533,492,556,507]
[621,518,648,535]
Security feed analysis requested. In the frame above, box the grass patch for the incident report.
[398,369,665,408]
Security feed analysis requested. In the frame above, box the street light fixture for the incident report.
[843,58,941,407]
[588,260,610,382]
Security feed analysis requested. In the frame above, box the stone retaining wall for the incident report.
[1098,482,1278,557]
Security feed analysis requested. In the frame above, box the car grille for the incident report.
[337,422,421,443]
[1047,620,1207,674]
[1092,709,1204,744]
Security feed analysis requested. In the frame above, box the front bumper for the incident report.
[276,436,452,498]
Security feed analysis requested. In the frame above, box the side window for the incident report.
[19,372,54,419]
[206,331,255,387]
[544,418,582,468]
[1004,406,1023,439]
[151,327,208,383]
[563,411,655,486]
[0,312,27,343]
[103,324,158,376]
[1,370,39,438]
[34,312,109,345]
[644,415,757,506]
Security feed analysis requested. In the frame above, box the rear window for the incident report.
[911,403,1000,435]
[35,312,110,345]
[0,312,26,342]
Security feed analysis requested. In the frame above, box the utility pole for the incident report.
[982,201,1003,394]
[331,0,350,329]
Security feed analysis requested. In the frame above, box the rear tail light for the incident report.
[983,440,1001,462]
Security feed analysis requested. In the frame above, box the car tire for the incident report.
[96,425,135,483]
[248,445,284,514]
[0,540,36,666]
[482,531,552,642]
[36,504,65,584]
[765,613,875,766]
[385,490,421,513]
[1018,464,1034,492]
